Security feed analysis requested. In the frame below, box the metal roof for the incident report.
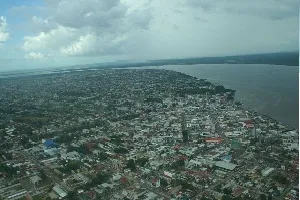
[214,161,237,170]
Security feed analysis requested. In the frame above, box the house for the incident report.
[52,185,68,199]
[43,139,58,148]
[30,175,42,186]
[261,167,274,177]
[61,151,80,160]
[214,161,237,171]
[205,138,222,144]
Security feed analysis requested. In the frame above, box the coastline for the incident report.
[0,66,297,130]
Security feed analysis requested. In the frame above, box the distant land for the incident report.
[0,52,298,76]
[68,51,299,70]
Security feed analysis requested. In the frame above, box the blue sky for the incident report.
[0,0,298,71]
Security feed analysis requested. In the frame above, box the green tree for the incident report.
[260,194,267,200]
[182,130,188,143]
[223,187,232,195]
[215,184,222,192]
[114,147,128,154]
[160,178,168,187]
[136,158,149,167]
[66,191,76,200]
[125,159,136,171]
[40,169,47,180]
[222,195,232,200]
[273,173,289,185]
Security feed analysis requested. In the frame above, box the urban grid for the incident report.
[0,69,298,200]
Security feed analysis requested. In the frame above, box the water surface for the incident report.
[134,64,299,128]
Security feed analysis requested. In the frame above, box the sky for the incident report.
[0,0,299,71]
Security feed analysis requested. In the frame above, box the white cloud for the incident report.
[0,16,9,43]
[186,0,299,20]
[16,0,298,63]
[23,25,77,51]
[22,0,152,57]
[60,33,97,56]
[25,52,49,60]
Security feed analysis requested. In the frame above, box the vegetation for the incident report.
[114,147,129,154]
[171,159,185,169]
[182,130,189,143]
[58,161,81,173]
[110,135,123,146]
[160,178,168,186]
[67,145,90,155]
[223,187,233,195]
[0,163,16,177]
[125,159,136,171]
[85,172,111,188]
[273,173,289,185]
[136,157,149,167]
[144,97,163,103]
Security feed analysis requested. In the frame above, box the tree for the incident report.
[66,191,76,200]
[232,196,242,200]
[125,159,136,171]
[59,161,81,173]
[136,158,149,167]
[182,130,188,143]
[267,194,272,200]
[171,159,185,169]
[273,173,289,185]
[223,187,232,195]
[85,172,111,188]
[221,195,233,200]
[260,194,267,200]
[160,178,168,187]
[98,152,108,161]
[0,163,16,177]
[215,184,222,192]
[114,147,128,154]
[40,169,47,180]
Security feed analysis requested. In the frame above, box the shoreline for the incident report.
[0,67,297,130]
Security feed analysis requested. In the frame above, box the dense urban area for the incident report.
[0,69,298,200]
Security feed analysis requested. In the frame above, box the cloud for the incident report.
[60,33,97,56]
[0,16,10,43]
[194,16,208,22]
[186,0,217,12]
[25,52,49,60]
[1,0,297,70]
[186,0,299,20]
[23,25,77,51]
[22,0,152,57]
[223,0,299,20]
[31,16,58,32]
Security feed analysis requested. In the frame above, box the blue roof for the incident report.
[223,155,232,161]
[44,139,57,148]
[272,190,280,196]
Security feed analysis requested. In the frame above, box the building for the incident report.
[52,185,68,199]
[214,161,237,171]
[261,167,274,177]
[205,137,222,144]
[0,180,27,200]
[30,175,42,186]
[43,139,58,148]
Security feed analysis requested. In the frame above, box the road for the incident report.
[21,151,71,192]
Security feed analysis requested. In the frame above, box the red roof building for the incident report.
[244,120,253,124]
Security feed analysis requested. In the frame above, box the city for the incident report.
[0,69,298,200]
